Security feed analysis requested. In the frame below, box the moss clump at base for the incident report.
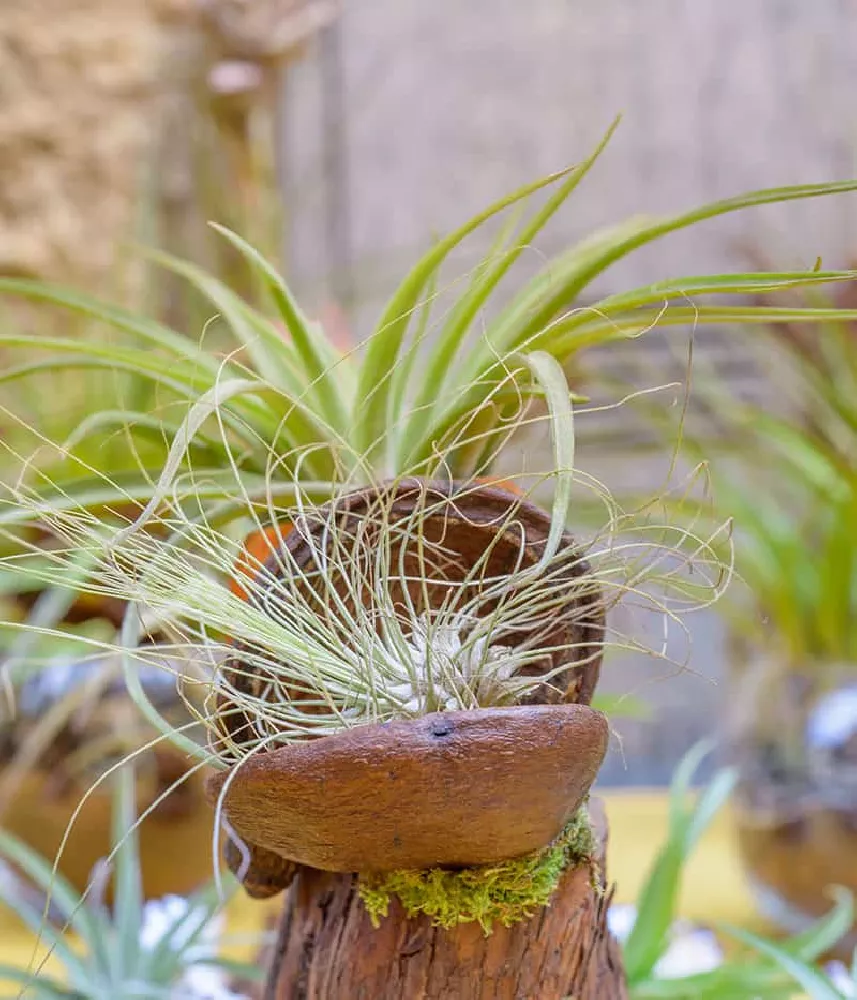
[357,805,596,933]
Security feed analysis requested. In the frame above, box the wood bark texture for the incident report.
[264,801,627,1000]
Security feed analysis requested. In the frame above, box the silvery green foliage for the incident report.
[0,769,262,999]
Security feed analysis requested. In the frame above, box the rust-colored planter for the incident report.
[219,480,605,741]
[208,481,623,998]
[206,704,608,873]
[211,481,606,887]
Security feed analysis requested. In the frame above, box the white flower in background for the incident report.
[607,903,724,979]
[653,922,724,979]
[181,964,247,1000]
[606,903,637,943]
[826,962,857,997]
[806,685,857,751]
[140,895,246,1000]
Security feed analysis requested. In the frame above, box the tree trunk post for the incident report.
[264,802,627,1000]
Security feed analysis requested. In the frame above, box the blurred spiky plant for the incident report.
[636,272,857,669]
[0,766,261,999]
[620,743,857,1000]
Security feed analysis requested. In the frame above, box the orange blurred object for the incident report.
[230,523,293,600]
[477,476,521,495]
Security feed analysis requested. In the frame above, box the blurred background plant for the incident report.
[0,766,263,999]
[609,258,857,950]
[0,0,342,898]
[699,279,857,951]
[616,744,857,1000]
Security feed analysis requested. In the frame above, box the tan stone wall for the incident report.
[0,1,164,295]
[0,0,336,322]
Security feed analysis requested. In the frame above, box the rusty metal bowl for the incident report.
[206,703,608,874]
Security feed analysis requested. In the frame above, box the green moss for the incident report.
[357,805,595,934]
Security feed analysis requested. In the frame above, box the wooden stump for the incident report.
[264,801,627,1000]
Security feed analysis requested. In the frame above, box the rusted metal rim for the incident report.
[206,702,608,874]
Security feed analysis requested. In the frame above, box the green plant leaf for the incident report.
[112,766,143,984]
[60,410,226,464]
[144,247,301,386]
[209,223,350,432]
[719,923,847,1000]
[110,377,272,545]
[0,471,322,528]
[589,270,857,316]
[0,838,94,991]
[400,119,619,465]
[544,305,857,358]
[781,888,855,963]
[513,351,575,566]
[0,963,78,999]
[0,279,231,378]
[0,336,279,453]
[502,179,857,355]
[353,161,603,467]
[623,744,735,985]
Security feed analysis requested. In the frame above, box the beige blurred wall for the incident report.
[0,0,332,314]
[6,1,856,308]
[0,1,169,296]
[287,0,857,321]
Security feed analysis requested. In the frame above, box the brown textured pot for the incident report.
[728,655,857,955]
[212,480,607,897]
[206,703,608,874]
[208,480,624,996]
[227,477,523,601]
[218,480,605,749]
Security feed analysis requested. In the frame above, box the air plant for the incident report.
[0,767,261,999]
[0,122,854,712]
[0,119,854,800]
[1,124,857,987]
[1,358,729,766]
[640,279,857,945]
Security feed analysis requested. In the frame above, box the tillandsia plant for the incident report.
[0,218,233,891]
[0,358,212,893]
[0,766,261,1000]
[2,121,857,997]
[2,118,856,772]
[0,412,217,904]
